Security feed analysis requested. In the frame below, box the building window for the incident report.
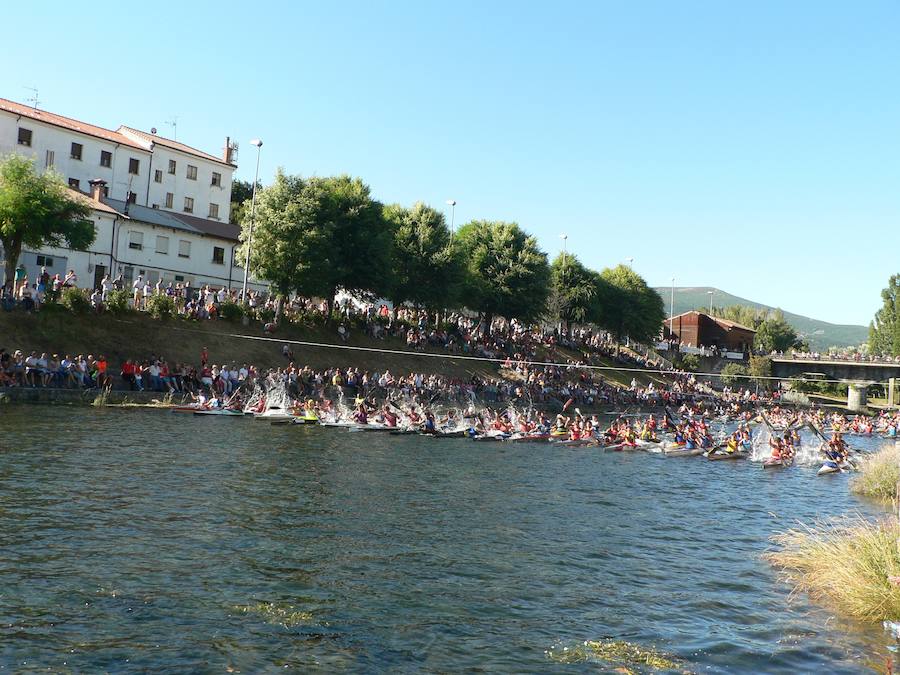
[128,158,140,175]
[208,203,219,219]
[154,169,163,183]
[71,142,83,160]
[174,275,185,282]
[168,159,176,174]
[36,255,54,268]
[211,172,222,187]
[212,246,225,264]
[186,165,198,180]
[101,185,109,198]
[178,240,191,258]
[17,128,32,146]
[100,150,112,168]
[68,178,80,189]
[165,192,174,209]
[156,235,169,254]
[183,197,194,213]
[45,150,55,169]
[129,231,144,251]
[127,191,137,204]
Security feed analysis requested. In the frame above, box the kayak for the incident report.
[763,458,786,469]
[664,446,704,457]
[817,461,842,476]
[556,438,599,448]
[193,408,244,416]
[707,451,748,461]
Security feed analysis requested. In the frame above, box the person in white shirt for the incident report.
[100,275,111,301]
[143,281,152,302]
[132,275,144,308]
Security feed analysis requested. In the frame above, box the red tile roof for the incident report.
[117,126,235,167]
[0,98,147,150]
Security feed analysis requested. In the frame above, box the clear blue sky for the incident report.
[4,1,898,326]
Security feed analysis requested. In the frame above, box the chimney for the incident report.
[223,136,233,164]
[88,179,107,202]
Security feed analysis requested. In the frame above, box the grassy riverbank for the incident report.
[767,516,900,622]
[851,445,900,502]
[0,308,661,390]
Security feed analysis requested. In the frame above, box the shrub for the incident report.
[766,515,900,622]
[720,363,748,387]
[679,353,700,372]
[219,300,245,322]
[255,307,275,324]
[146,293,176,320]
[851,445,900,502]
[58,287,91,314]
[105,289,130,315]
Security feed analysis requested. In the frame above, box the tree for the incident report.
[547,252,597,335]
[240,172,392,320]
[597,264,665,345]
[754,310,803,353]
[0,155,94,284]
[454,220,550,330]
[229,179,261,225]
[748,355,773,391]
[383,202,461,315]
[709,304,768,330]
[869,275,900,357]
[720,363,749,387]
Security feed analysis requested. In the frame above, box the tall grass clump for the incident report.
[851,444,900,502]
[766,515,900,622]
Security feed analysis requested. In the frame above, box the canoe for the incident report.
[193,409,244,416]
[763,458,784,469]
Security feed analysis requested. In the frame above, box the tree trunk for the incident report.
[484,312,493,336]
[325,289,336,327]
[275,295,284,324]
[2,237,22,288]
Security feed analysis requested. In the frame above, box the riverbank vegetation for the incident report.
[239,170,666,343]
[767,516,900,622]
[851,445,900,502]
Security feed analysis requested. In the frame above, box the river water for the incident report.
[0,405,895,673]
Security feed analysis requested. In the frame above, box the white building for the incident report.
[0,97,264,294]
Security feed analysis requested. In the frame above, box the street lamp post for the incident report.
[626,257,634,268]
[241,139,263,303]
[708,290,714,314]
[669,277,675,335]
[446,199,457,236]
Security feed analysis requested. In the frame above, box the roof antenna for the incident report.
[24,86,40,109]
[165,116,178,141]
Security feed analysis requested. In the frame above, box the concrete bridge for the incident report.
[770,356,900,384]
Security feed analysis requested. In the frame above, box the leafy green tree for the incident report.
[709,304,768,330]
[240,172,392,320]
[754,310,803,353]
[229,179,261,225]
[547,252,597,335]
[597,264,665,344]
[869,275,900,356]
[0,155,94,284]
[454,220,550,330]
[384,202,461,315]
[720,362,749,386]
[748,355,773,391]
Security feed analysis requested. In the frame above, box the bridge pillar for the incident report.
[848,384,868,412]
[889,378,897,408]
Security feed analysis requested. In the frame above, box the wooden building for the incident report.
[665,311,756,352]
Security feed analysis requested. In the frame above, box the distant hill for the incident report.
[651,286,868,350]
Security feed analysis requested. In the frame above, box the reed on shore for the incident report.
[850,444,900,502]
[767,515,900,622]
